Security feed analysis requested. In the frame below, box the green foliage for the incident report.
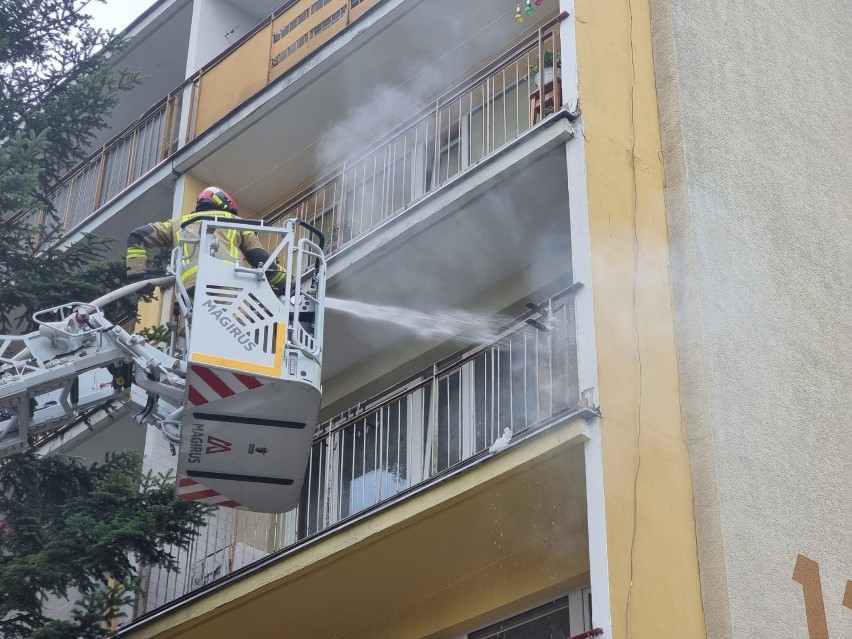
[0,217,137,334]
[0,1,150,334]
[0,7,198,636]
[0,450,213,639]
[528,49,560,77]
[137,323,182,349]
[0,0,140,218]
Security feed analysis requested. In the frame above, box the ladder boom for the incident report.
[0,301,182,458]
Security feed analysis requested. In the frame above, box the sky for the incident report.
[87,0,159,33]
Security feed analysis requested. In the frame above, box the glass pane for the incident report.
[436,370,462,472]
[100,138,132,203]
[65,163,100,229]
[336,398,412,519]
[384,399,409,495]
[298,440,327,539]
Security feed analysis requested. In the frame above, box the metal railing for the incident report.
[261,20,561,255]
[15,91,182,237]
[136,287,579,616]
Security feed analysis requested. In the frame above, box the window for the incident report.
[340,120,432,241]
[469,597,571,639]
[434,331,550,473]
[469,590,592,639]
[334,395,421,520]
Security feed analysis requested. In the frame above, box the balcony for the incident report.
[257,20,564,256]
[10,0,386,235]
[132,287,589,627]
[21,93,184,238]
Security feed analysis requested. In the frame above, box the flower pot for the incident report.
[533,66,560,88]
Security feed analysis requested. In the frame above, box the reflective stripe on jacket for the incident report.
[126,211,284,290]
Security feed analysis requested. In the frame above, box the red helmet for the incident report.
[196,186,238,214]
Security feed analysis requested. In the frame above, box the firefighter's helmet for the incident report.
[196,186,238,214]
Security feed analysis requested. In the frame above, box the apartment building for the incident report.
[20,0,849,638]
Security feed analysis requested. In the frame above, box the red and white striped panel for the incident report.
[187,364,265,407]
[177,476,241,508]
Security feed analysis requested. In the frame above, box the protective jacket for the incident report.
[126,210,286,291]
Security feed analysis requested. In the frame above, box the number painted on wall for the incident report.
[792,553,852,639]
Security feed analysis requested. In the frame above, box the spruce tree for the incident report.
[0,450,212,639]
[0,0,139,215]
[0,220,135,334]
[0,4,205,637]
[0,0,143,333]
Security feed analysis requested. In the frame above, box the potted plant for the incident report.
[529,49,561,88]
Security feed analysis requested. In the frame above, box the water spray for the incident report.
[325,297,510,344]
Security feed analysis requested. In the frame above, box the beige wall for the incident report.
[651,1,851,637]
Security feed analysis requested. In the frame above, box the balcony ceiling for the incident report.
[177,0,562,213]
[223,0,284,20]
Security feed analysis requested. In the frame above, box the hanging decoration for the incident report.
[514,0,542,23]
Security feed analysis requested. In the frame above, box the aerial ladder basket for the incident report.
[172,217,326,512]
[0,217,326,514]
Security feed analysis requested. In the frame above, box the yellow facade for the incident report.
[574,0,706,636]
[195,26,273,135]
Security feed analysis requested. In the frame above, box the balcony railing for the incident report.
[136,287,579,616]
[261,20,561,255]
[18,91,182,236]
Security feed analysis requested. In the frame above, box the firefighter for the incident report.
[126,186,286,296]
